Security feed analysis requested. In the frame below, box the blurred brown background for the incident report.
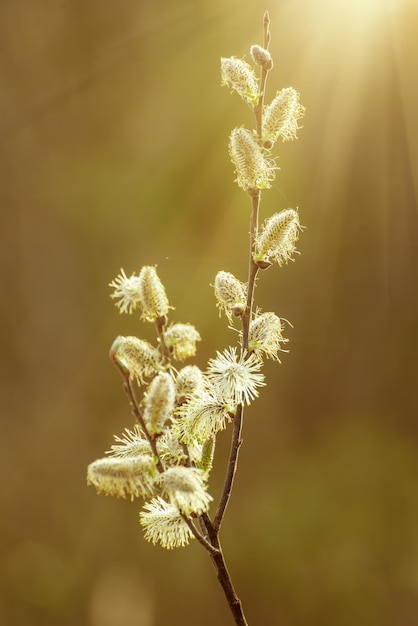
[1,0,418,625]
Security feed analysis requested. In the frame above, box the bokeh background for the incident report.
[1,0,418,624]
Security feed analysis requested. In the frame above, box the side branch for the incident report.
[182,515,220,556]
[122,376,164,473]
[213,403,244,531]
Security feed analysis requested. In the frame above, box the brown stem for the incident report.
[182,515,220,556]
[213,403,244,531]
[155,315,170,361]
[242,192,261,351]
[192,522,248,625]
[209,539,249,626]
[121,375,165,473]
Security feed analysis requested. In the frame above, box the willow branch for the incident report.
[182,514,220,556]
[120,377,164,473]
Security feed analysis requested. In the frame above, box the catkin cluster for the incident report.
[88,266,270,548]
[88,24,305,554]
[221,49,304,192]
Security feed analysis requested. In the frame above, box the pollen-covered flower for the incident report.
[143,372,176,436]
[156,427,187,466]
[253,209,301,267]
[109,269,142,314]
[262,87,305,146]
[175,389,233,444]
[158,466,212,516]
[214,270,247,323]
[206,347,265,406]
[140,497,194,549]
[175,365,205,403]
[87,455,157,500]
[229,127,276,191]
[164,323,201,362]
[221,56,260,105]
[107,425,152,458]
[250,44,273,70]
[114,336,162,384]
[138,265,170,322]
[156,428,204,469]
[248,312,288,361]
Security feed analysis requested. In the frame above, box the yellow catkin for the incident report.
[229,128,275,191]
[262,88,305,146]
[214,270,247,322]
[143,372,176,436]
[138,266,170,322]
[221,56,260,105]
[254,209,300,266]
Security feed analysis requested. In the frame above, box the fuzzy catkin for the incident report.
[229,127,275,191]
[138,266,170,322]
[221,56,260,105]
[254,209,300,266]
[262,87,305,146]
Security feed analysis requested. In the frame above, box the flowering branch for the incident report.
[125,377,165,473]
[110,347,165,473]
[214,14,269,535]
[87,13,305,626]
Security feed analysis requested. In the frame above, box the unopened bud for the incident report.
[250,44,273,70]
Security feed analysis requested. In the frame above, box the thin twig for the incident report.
[242,192,261,351]
[155,315,171,361]
[120,372,164,473]
[181,514,220,556]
